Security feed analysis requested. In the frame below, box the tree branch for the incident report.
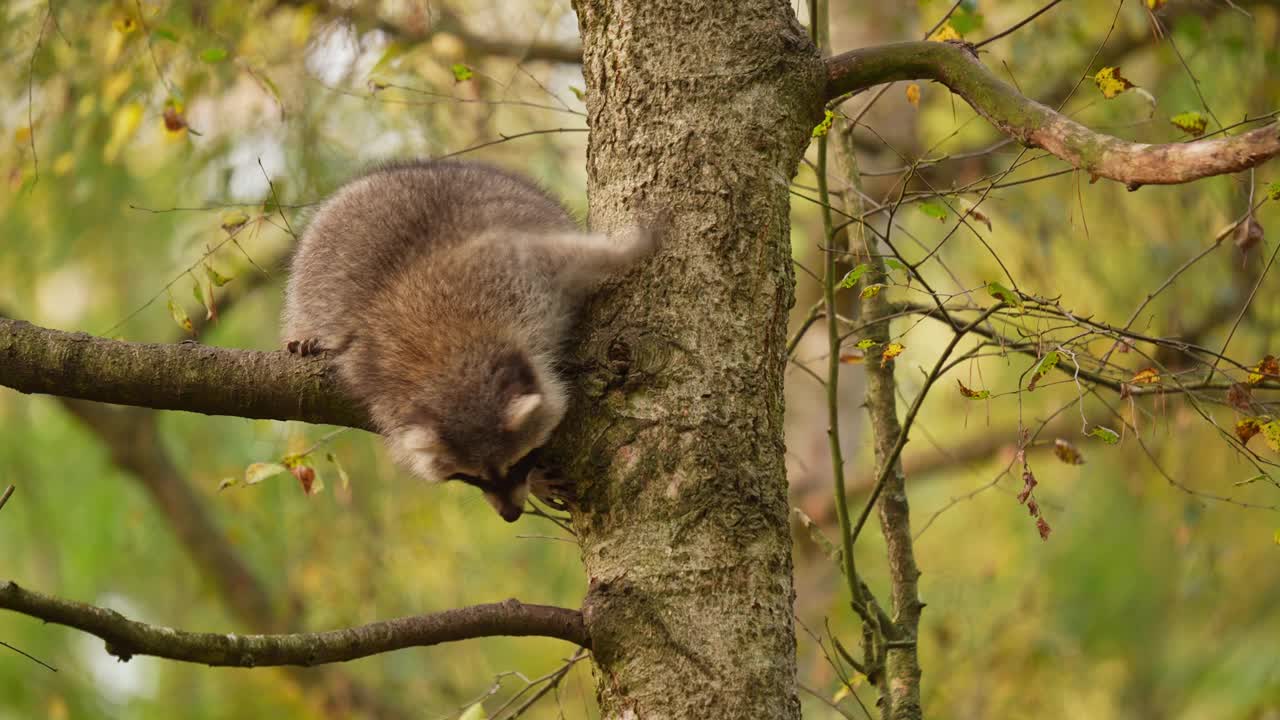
[826,41,1280,187]
[0,318,369,430]
[278,0,583,64]
[0,582,589,666]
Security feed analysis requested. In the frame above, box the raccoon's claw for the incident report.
[285,337,325,356]
[529,467,575,510]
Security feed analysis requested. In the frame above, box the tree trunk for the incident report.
[561,1,824,717]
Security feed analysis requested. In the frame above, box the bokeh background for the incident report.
[1,1,1278,718]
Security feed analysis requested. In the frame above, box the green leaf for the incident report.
[837,263,871,289]
[855,338,879,350]
[1088,426,1120,445]
[918,201,947,222]
[884,257,906,272]
[1027,350,1059,391]
[957,379,990,400]
[459,702,488,720]
[1170,111,1207,137]
[1266,182,1280,201]
[451,63,474,82]
[811,109,834,138]
[949,9,984,35]
[152,28,178,43]
[569,86,586,102]
[244,462,289,485]
[191,278,206,310]
[200,48,228,63]
[204,262,233,287]
[985,280,1021,308]
[167,295,193,334]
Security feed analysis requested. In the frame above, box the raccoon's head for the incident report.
[387,348,566,522]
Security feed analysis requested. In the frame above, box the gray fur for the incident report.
[282,160,655,521]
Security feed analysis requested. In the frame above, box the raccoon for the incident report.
[282,160,656,521]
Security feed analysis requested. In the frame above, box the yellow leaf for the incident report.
[220,210,250,233]
[113,16,138,34]
[1130,367,1160,385]
[1247,355,1278,385]
[1146,0,1168,8]
[1274,528,1280,546]
[13,126,30,145]
[860,283,886,299]
[881,342,905,367]
[1262,420,1280,452]
[245,462,289,485]
[905,83,921,108]
[103,71,134,107]
[103,103,143,163]
[1170,111,1207,137]
[1092,66,1135,100]
[167,295,193,335]
[929,24,962,42]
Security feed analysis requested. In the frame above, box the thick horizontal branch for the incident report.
[826,41,1280,187]
[0,582,589,666]
[0,318,370,430]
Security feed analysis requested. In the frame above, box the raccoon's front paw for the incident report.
[284,337,325,356]
[529,467,575,510]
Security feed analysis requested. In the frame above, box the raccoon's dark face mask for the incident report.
[449,450,542,522]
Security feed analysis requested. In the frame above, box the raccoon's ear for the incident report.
[504,393,544,432]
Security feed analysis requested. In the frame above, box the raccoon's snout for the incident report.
[484,490,526,523]
[498,502,523,523]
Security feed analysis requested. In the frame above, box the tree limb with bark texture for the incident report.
[0,318,369,430]
[826,41,1280,187]
[0,582,588,667]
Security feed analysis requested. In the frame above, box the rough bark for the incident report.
[0,318,369,429]
[562,1,825,717]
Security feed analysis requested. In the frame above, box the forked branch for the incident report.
[825,41,1280,187]
[0,582,589,666]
